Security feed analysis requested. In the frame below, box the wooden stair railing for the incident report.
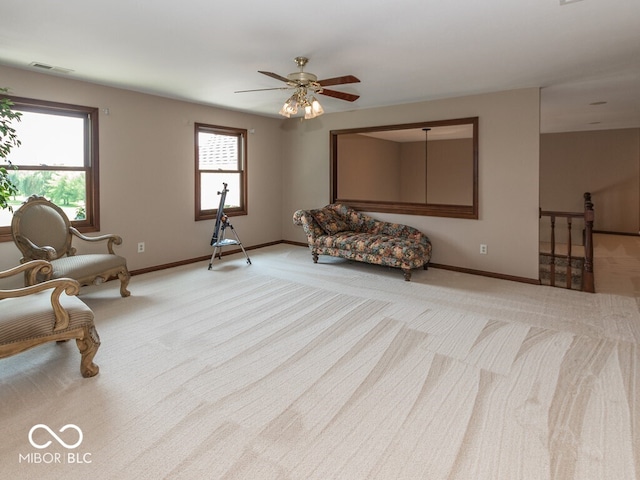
[539,192,595,293]
[583,193,595,293]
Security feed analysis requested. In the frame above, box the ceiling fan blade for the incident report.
[318,75,360,87]
[320,89,360,102]
[235,87,290,93]
[258,71,290,83]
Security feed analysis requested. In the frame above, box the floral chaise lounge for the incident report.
[293,203,432,281]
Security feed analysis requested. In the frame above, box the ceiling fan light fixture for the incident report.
[279,107,291,118]
[244,57,358,119]
[304,101,322,120]
[279,95,298,117]
[304,99,323,119]
[311,96,324,116]
[279,88,324,119]
[304,104,315,119]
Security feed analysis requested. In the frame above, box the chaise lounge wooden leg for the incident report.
[402,269,412,281]
[118,269,131,297]
[76,324,101,378]
[312,252,319,264]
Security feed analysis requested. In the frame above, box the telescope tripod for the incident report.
[208,183,251,270]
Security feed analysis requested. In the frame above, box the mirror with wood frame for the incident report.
[330,116,478,219]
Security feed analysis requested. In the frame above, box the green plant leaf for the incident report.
[0,87,22,210]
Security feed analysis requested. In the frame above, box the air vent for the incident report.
[29,62,73,74]
[559,0,584,4]
[30,62,54,70]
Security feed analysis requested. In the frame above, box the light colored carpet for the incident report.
[1,244,639,479]
[594,233,640,297]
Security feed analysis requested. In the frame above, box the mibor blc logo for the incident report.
[29,424,83,449]
[19,424,92,464]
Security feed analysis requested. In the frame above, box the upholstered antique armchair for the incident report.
[0,260,100,377]
[11,195,131,297]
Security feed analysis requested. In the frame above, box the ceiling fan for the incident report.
[235,56,360,118]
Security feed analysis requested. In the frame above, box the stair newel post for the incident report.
[566,217,573,289]
[550,214,556,287]
[583,192,595,293]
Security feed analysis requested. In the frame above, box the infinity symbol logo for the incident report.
[28,424,83,449]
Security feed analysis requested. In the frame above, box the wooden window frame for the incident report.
[0,96,99,242]
[194,123,247,221]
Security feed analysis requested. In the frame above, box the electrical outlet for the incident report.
[480,244,487,255]
[137,242,145,253]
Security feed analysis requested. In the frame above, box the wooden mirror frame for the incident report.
[330,116,478,219]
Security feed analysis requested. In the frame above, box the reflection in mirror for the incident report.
[331,117,478,219]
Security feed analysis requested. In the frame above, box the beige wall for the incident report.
[337,134,401,201]
[399,142,426,203]
[1,66,541,281]
[282,88,541,280]
[540,128,640,234]
[399,139,475,205]
[0,65,283,273]
[427,139,474,205]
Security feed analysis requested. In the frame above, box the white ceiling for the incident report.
[1,0,639,133]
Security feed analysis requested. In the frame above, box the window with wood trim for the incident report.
[195,123,247,221]
[0,96,100,241]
